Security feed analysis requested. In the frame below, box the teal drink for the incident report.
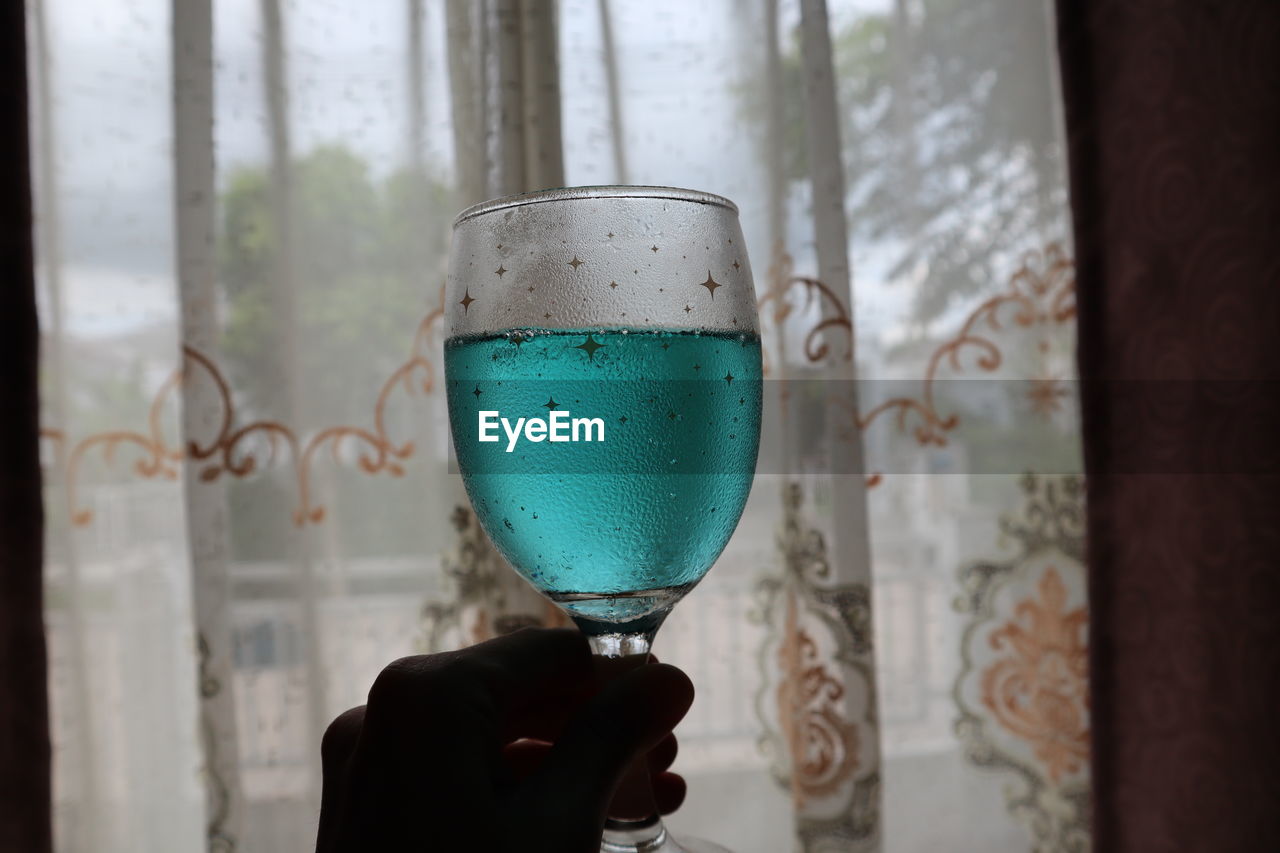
[445,328,761,626]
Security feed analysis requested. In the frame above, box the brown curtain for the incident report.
[1056,1,1280,850]
[0,1,53,851]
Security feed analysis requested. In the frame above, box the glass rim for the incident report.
[453,184,738,227]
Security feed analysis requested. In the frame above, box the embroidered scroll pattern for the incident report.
[953,473,1090,852]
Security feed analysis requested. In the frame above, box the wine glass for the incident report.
[444,186,762,853]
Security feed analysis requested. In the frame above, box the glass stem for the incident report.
[586,630,668,853]
[587,631,655,659]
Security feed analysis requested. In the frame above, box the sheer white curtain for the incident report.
[32,0,1084,851]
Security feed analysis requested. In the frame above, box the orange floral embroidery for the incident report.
[757,248,854,373]
[1026,376,1070,419]
[854,243,1076,446]
[763,243,1076,487]
[41,287,446,526]
[980,567,1089,783]
[777,593,860,806]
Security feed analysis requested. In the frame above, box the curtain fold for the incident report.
[1,1,52,850]
[770,0,882,847]
[174,0,245,847]
[441,0,570,642]
[1056,2,1280,849]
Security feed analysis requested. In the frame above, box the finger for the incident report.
[526,663,694,825]
[611,769,685,820]
[347,628,592,816]
[316,706,364,853]
[503,729,677,777]
[509,737,691,819]
[503,697,678,747]
[647,732,678,774]
[502,738,552,781]
[472,627,595,708]
[364,628,593,743]
[321,706,364,773]
[653,771,687,816]
[502,693,593,744]
[486,628,598,741]
[368,628,592,713]
[505,735,682,809]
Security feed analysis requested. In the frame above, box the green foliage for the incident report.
[219,145,451,424]
[218,145,453,558]
[744,0,1066,325]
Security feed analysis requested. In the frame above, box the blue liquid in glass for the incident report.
[445,328,762,626]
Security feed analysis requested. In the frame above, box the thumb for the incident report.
[523,663,693,830]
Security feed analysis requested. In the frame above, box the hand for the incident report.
[316,628,694,852]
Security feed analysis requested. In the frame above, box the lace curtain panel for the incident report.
[31,0,1084,850]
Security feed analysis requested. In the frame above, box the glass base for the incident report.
[601,818,732,853]
[674,839,734,853]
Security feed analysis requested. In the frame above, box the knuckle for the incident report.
[367,655,429,707]
[321,706,363,766]
[437,655,505,705]
[363,648,513,735]
[367,652,503,719]
[427,654,506,726]
[458,654,505,686]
